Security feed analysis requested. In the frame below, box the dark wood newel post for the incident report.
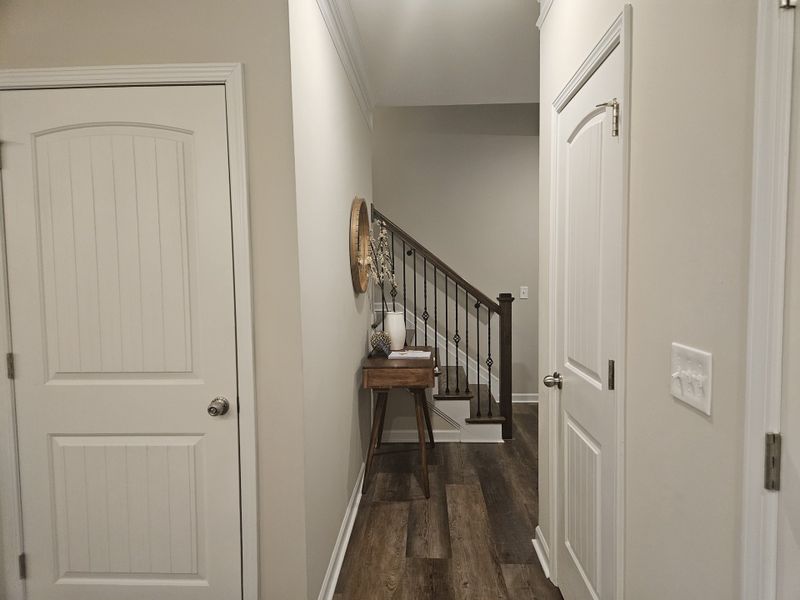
[498,293,514,440]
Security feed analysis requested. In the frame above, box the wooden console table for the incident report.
[361,347,436,498]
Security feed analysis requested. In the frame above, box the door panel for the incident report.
[565,114,605,388]
[555,46,624,600]
[36,126,195,378]
[0,85,241,600]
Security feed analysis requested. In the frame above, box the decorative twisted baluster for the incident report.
[423,258,429,346]
[475,301,481,417]
[381,279,386,331]
[402,240,407,321]
[434,266,438,359]
[390,232,397,311]
[454,283,461,393]
[412,248,417,345]
[464,292,470,394]
[487,314,494,417]
[444,274,450,394]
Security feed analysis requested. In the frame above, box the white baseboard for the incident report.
[317,463,365,600]
[512,393,539,403]
[532,525,552,581]
[381,429,462,443]
[381,428,503,444]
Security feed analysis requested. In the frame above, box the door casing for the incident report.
[741,1,797,598]
[543,7,631,595]
[0,63,258,600]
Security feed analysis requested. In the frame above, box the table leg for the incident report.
[363,391,388,495]
[414,390,431,498]
[420,392,435,448]
[376,392,388,448]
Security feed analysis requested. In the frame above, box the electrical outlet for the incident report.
[670,343,712,416]
[520,286,529,299]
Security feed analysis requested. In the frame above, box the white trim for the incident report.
[741,2,796,598]
[426,398,463,430]
[381,429,463,444]
[0,63,243,88]
[532,526,552,580]
[0,63,259,600]
[552,12,625,112]
[315,0,374,129]
[0,154,24,599]
[536,0,556,30]
[546,7,631,594]
[513,393,539,403]
[380,396,504,443]
[317,463,365,600]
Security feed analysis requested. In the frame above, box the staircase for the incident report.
[371,207,514,441]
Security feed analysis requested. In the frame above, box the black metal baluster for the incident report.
[381,278,386,331]
[434,267,438,361]
[487,313,494,417]
[412,248,417,345]
[444,274,450,394]
[464,292,470,394]
[402,240,407,322]
[390,232,397,311]
[423,259,429,346]
[454,283,460,393]
[475,301,481,417]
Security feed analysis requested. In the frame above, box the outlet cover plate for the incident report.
[671,343,712,416]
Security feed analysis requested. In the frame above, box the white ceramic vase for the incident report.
[384,312,406,351]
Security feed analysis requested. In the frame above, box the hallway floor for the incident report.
[334,404,562,599]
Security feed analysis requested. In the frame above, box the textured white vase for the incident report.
[384,312,406,351]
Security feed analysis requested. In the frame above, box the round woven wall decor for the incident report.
[349,197,370,293]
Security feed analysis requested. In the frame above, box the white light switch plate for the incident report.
[520,286,529,299]
[671,343,712,416]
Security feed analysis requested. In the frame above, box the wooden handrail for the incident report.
[371,207,501,313]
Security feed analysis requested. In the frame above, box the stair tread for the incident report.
[433,365,473,399]
[468,384,505,423]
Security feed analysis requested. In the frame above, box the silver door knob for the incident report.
[543,372,563,390]
[208,397,230,417]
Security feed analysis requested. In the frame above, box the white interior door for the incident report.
[0,85,241,599]
[553,45,624,600]
[777,14,800,599]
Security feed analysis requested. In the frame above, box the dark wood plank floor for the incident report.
[334,404,562,600]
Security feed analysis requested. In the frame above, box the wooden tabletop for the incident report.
[362,346,437,369]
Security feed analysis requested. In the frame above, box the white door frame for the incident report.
[542,7,631,593]
[741,2,797,598]
[0,63,259,600]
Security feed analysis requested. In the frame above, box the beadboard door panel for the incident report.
[0,85,241,600]
[553,42,625,600]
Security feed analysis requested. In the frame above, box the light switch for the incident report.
[670,343,712,416]
[520,286,529,299]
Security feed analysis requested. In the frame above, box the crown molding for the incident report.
[536,0,556,30]
[315,0,374,128]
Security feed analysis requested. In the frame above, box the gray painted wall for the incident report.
[538,2,754,597]
[373,104,540,393]
[288,0,373,594]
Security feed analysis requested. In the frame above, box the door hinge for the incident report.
[18,553,26,579]
[596,98,620,137]
[780,0,796,9]
[6,352,14,379]
[608,359,616,390]
[765,432,782,491]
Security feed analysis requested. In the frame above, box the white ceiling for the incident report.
[347,0,540,107]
